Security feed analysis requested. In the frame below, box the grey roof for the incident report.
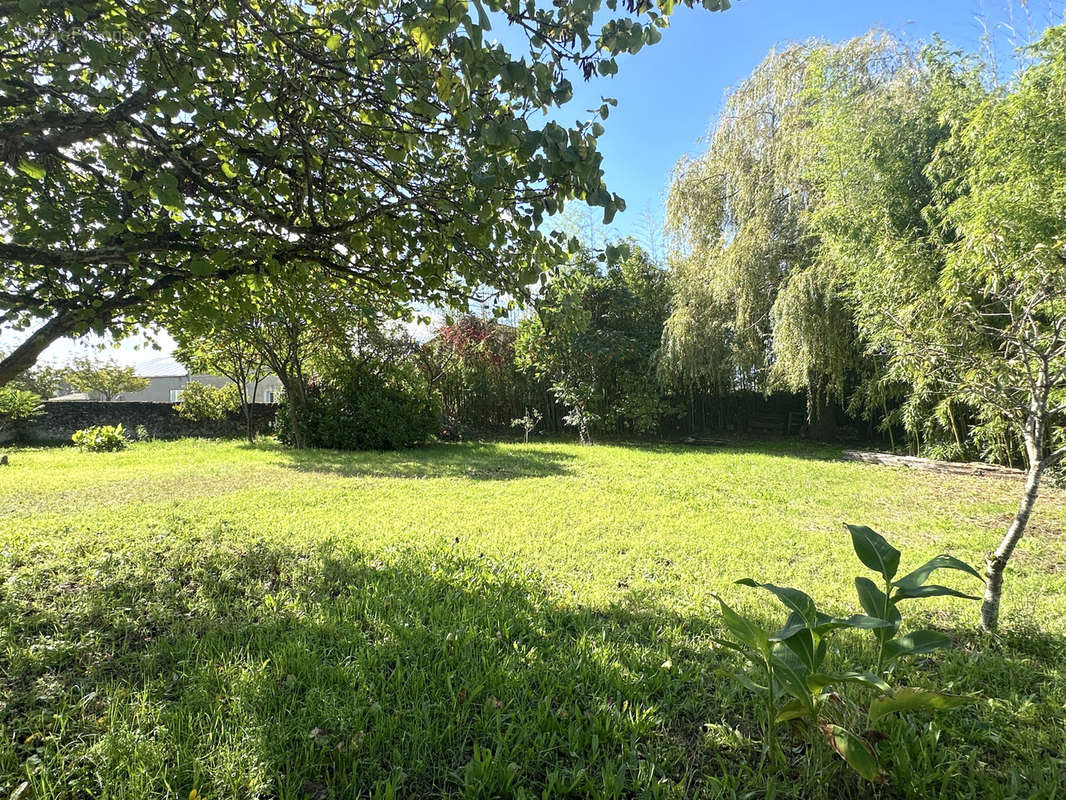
[135,356,189,378]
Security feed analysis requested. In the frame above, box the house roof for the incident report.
[135,356,189,378]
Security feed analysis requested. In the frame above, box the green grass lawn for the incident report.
[1,439,1064,799]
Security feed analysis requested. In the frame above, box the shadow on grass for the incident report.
[274,441,577,481]
[2,539,1063,799]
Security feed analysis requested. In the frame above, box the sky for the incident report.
[4,0,1063,368]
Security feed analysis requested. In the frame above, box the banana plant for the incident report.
[714,530,981,784]
[846,524,984,673]
[714,583,894,780]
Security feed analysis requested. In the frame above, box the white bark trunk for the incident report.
[981,458,1044,631]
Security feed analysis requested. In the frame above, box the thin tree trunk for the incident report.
[982,455,1044,632]
[981,374,1063,632]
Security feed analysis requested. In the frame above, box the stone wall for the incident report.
[22,401,276,444]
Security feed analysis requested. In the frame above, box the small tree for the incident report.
[818,30,1066,631]
[62,357,149,401]
[511,408,543,443]
[174,336,270,443]
[929,32,1066,630]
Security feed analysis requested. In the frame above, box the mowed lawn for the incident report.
[1,439,1064,799]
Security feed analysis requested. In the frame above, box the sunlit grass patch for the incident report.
[1,439,1064,798]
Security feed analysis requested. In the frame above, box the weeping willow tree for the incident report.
[661,34,915,425]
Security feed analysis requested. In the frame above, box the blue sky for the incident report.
[5,0,1062,366]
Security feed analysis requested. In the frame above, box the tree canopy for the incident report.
[660,35,913,420]
[0,0,732,386]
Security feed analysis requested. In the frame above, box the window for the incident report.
[264,389,277,403]
[170,389,184,403]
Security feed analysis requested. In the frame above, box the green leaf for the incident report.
[736,579,817,624]
[814,612,897,635]
[771,647,813,705]
[894,555,984,590]
[881,630,952,662]
[869,687,976,723]
[325,33,342,52]
[846,524,900,582]
[410,25,434,53]
[775,697,808,723]
[17,160,46,180]
[821,724,884,783]
[776,627,818,672]
[718,668,767,695]
[713,595,770,658]
[892,584,981,602]
[855,577,890,618]
[471,0,491,30]
[855,577,899,642]
[809,671,892,694]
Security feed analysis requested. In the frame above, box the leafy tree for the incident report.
[661,35,911,428]
[174,333,271,443]
[168,274,366,449]
[420,314,533,431]
[62,356,149,400]
[0,0,732,387]
[809,29,1066,630]
[517,244,672,440]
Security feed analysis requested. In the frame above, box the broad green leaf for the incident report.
[775,697,808,723]
[894,554,984,590]
[736,579,817,624]
[471,0,491,30]
[771,647,813,706]
[713,595,770,658]
[17,160,46,180]
[881,630,952,662]
[892,584,981,602]
[869,687,976,723]
[855,577,892,619]
[809,671,891,694]
[813,611,896,635]
[846,524,900,581]
[776,627,818,672]
[325,33,342,52]
[821,724,885,783]
[410,25,434,53]
[855,577,899,642]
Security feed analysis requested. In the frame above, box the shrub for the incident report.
[276,363,439,450]
[175,381,240,423]
[0,387,44,434]
[72,424,128,452]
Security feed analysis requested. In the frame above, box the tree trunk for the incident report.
[982,456,1044,632]
[0,313,76,387]
[283,380,308,449]
[980,374,1059,633]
